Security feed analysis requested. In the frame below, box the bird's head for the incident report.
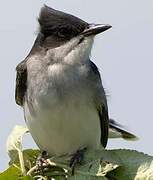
[31,5,111,63]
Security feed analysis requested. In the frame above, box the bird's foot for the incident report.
[36,151,49,173]
[69,147,87,175]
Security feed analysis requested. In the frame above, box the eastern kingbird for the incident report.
[15,5,136,161]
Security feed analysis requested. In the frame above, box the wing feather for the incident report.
[89,61,109,148]
[15,61,27,106]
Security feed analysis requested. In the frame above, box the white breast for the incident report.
[24,37,101,155]
[24,98,101,155]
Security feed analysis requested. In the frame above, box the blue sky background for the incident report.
[0,0,153,171]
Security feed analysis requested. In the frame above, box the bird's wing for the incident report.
[15,60,27,106]
[98,104,109,148]
[89,61,109,148]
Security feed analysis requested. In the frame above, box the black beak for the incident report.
[81,24,112,37]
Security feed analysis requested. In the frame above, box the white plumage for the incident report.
[24,36,101,155]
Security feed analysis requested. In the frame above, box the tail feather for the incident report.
[109,119,138,141]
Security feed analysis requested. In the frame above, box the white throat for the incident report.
[46,36,94,65]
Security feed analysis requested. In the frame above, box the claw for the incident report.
[36,151,49,173]
[69,147,87,174]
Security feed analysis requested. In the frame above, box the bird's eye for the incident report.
[57,28,68,38]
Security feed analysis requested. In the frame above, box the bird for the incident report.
[15,5,137,166]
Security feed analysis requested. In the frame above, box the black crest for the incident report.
[38,5,88,38]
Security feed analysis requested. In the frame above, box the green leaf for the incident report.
[105,149,153,180]
[6,125,29,176]
[6,125,29,152]
[0,166,34,180]
[5,125,153,179]
[19,175,34,180]
[6,125,29,163]
[23,149,40,170]
[68,175,108,180]
[0,165,22,180]
[8,149,40,170]
[47,148,119,179]
[45,148,153,179]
